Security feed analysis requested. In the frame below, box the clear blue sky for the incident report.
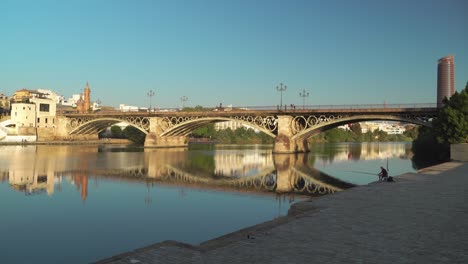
[2,0,467,108]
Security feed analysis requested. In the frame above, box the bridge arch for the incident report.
[160,117,277,138]
[69,117,149,135]
[291,114,432,142]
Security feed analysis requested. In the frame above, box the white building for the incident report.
[214,120,257,132]
[10,97,56,134]
[359,121,406,135]
[36,89,64,105]
[119,104,140,112]
[62,94,82,107]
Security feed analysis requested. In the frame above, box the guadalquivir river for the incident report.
[0,142,416,263]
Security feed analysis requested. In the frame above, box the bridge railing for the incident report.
[236,103,437,111]
[59,103,437,115]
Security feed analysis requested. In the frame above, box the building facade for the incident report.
[437,55,455,107]
[10,92,57,136]
[0,93,10,114]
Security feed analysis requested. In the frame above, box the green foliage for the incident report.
[411,126,449,169]
[110,125,124,138]
[181,105,207,112]
[123,126,146,144]
[350,123,362,137]
[190,124,274,144]
[433,85,468,144]
[192,124,216,138]
[403,126,419,139]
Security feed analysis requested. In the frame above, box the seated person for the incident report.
[378,166,388,181]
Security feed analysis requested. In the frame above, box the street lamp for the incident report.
[180,96,188,109]
[147,90,155,110]
[276,83,287,110]
[299,89,309,109]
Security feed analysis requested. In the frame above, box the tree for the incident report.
[110,125,123,138]
[403,125,419,139]
[350,123,363,141]
[433,85,468,144]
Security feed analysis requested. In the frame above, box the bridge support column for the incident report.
[273,115,309,154]
[144,117,188,148]
[144,134,187,148]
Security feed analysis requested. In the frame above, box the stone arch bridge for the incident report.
[51,105,437,153]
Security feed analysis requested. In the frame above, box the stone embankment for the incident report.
[97,161,468,264]
[0,138,132,145]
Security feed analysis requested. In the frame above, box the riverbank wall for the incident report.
[451,143,468,161]
[0,138,133,146]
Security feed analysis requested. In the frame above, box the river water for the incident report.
[0,142,416,263]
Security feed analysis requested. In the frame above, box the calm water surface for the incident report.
[0,142,416,263]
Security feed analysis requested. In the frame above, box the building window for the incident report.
[39,104,50,112]
[45,118,48,124]
[37,118,40,123]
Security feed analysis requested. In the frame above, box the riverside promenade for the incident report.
[98,162,468,264]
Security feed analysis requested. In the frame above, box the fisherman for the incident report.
[378,166,388,181]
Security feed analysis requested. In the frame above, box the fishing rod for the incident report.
[338,170,378,176]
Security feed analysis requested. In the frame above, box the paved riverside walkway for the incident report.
[97,162,468,264]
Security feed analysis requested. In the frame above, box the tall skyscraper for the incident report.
[437,55,455,107]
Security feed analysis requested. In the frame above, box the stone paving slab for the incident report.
[97,162,468,264]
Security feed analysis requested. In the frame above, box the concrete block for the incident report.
[451,143,468,161]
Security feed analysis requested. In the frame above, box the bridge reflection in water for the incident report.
[0,145,356,199]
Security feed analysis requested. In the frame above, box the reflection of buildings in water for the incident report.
[2,145,94,196]
[71,174,88,202]
[5,146,57,195]
[315,143,413,165]
[213,151,274,177]
[0,171,9,182]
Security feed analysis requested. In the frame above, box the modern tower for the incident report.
[437,55,455,107]
[84,82,91,111]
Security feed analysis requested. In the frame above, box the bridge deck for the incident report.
[63,107,437,117]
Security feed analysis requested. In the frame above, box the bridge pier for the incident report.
[273,116,310,154]
[144,133,188,148]
[144,117,188,148]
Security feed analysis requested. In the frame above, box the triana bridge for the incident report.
[48,103,437,153]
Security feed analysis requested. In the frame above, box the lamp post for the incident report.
[180,96,188,109]
[299,89,309,109]
[147,90,155,110]
[276,83,287,110]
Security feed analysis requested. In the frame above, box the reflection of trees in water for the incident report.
[311,142,413,164]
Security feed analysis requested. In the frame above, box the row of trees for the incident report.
[191,124,274,144]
